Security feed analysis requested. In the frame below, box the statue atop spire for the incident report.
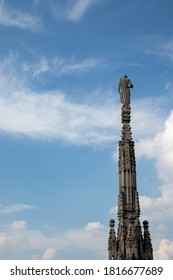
[118,75,133,108]
[108,76,153,260]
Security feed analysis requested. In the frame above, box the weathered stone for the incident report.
[118,75,133,108]
[108,76,153,260]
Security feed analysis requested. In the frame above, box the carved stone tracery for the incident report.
[108,77,153,260]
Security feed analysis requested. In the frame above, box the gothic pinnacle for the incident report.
[108,76,153,260]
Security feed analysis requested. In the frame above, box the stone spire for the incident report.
[108,219,116,260]
[108,75,153,260]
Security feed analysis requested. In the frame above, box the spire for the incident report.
[108,75,153,260]
[143,220,153,260]
[108,219,117,260]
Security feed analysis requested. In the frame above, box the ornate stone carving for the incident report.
[108,76,153,260]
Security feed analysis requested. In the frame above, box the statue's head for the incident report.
[124,74,128,78]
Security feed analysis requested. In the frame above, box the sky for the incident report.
[0,0,173,260]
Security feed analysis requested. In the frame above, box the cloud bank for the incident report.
[0,220,107,259]
[1,218,172,259]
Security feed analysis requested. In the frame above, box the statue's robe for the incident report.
[118,78,133,107]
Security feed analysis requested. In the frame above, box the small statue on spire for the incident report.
[118,75,133,108]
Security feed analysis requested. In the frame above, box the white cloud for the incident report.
[143,35,173,61]
[164,82,171,91]
[136,110,173,182]
[53,0,102,22]
[1,219,171,259]
[42,248,57,260]
[154,239,173,260]
[10,220,27,231]
[109,206,117,215]
[132,98,165,139]
[65,222,106,247]
[0,0,42,31]
[0,55,118,145]
[68,0,100,22]
[0,220,107,259]
[0,88,118,145]
[84,222,105,231]
[0,54,167,147]
[0,204,35,214]
[25,56,101,78]
[59,58,99,74]
[0,54,168,148]
[0,85,166,146]
[140,183,173,223]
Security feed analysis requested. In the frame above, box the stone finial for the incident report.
[109,219,115,227]
[108,219,117,260]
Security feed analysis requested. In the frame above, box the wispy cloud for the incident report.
[0,0,42,31]
[0,55,167,147]
[0,81,165,146]
[0,204,35,214]
[67,0,101,21]
[0,55,118,146]
[53,0,102,22]
[0,89,118,145]
[118,62,144,68]
[143,35,173,61]
[23,56,101,78]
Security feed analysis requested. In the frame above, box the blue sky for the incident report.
[0,0,173,260]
